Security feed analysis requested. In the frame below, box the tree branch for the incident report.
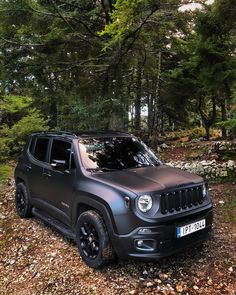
[48,0,75,32]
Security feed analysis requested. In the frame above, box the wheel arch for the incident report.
[15,176,25,185]
[72,196,118,247]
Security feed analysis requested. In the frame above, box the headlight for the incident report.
[137,195,153,212]
[202,183,207,197]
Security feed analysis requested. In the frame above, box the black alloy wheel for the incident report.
[79,222,100,259]
[16,190,25,215]
[76,210,114,268]
[15,182,32,218]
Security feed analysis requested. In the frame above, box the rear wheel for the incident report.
[15,182,32,218]
[75,210,114,268]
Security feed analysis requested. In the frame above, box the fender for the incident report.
[72,193,118,240]
[14,170,32,201]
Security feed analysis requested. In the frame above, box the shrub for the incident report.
[217,119,236,137]
[4,110,49,155]
[0,164,12,186]
[188,127,206,140]
[0,137,10,161]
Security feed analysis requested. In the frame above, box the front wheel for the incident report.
[15,182,32,218]
[75,210,114,268]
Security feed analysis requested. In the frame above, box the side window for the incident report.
[34,138,49,162]
[50,140,72,170]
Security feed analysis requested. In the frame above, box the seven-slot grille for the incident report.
[160,186,204,214]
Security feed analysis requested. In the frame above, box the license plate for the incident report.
[177,219,206,238]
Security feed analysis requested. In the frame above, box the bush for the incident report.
[217,119,236,138]
[0,137,10,161]
[166,127,218,141]
[0,164,12,187]
[3,110,49,155]
[188,127,206,140]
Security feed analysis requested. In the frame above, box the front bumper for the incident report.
[113,207,213,260]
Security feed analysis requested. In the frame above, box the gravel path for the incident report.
[0,183,235,295]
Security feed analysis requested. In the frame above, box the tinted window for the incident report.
[78,137,161,171]
[50,140,72,170]
[34,138,49,162]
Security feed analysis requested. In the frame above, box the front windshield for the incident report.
[78,137,161,171]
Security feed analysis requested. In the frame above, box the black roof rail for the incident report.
[31,129,131,138]
[76,129,131,136]
[52,130,77,136]
[31,130,77,137]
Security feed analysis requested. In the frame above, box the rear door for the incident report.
[42,138,76,225]
[26,136,50,207]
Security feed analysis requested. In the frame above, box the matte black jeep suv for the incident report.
[15,131,213,268]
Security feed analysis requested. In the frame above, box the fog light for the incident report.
[135,239,155,251]
[137,240,144,247]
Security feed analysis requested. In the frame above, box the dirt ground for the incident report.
[0,164,236,294]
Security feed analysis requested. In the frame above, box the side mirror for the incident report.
[51,159,67,172]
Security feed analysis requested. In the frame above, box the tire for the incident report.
[15,182,32,218]
[75,210,114,268]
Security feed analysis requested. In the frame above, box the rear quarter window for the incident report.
[34,137,50,162]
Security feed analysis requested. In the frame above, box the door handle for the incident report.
[43,171,51,178]
[25,164,32,172]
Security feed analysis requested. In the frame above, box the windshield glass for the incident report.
[78,137,161,171]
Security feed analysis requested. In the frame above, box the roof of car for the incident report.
[31,130,132,139]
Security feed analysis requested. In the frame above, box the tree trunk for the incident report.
[134,66,142,131]
[221,99,227,138]
[146,78,153,134]
[205,124,210,141]
[153,51,162,134]
[160,111,164,136]
[49,96,58,128]
[147,92,153,134]
[198,96,216,141]
[109,68,125,130]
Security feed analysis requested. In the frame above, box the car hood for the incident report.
[92,165,203,194]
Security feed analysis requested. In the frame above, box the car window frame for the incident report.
[49,138,76,171]
[77,136,161,171]
[29,136,51,164]
[27,136,36,156]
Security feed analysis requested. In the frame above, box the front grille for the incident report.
[160,186,204,214]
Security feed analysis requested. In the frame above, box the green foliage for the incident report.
[5,110,49,155]
[0,94,49,158]
[0,164,11,187]
[99,0,147,49]
[69,99,116,130]
[0,95,32,113]
[0,0,235,137]
[188,127,206,140]
[0,137,9,161]
[217,119,236,129]
[169,127,216,140]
